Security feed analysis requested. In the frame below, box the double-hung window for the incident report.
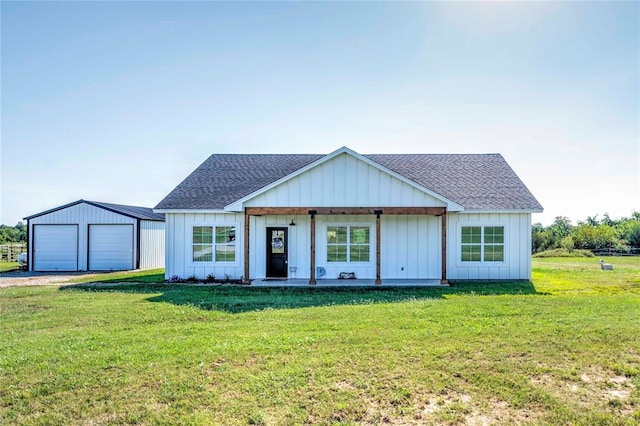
[193,226,236,262]
[215,226,236,262]
[327,226,370,262]
[193,226,213,262]
[461,226,504,262]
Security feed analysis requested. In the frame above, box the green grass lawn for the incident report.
[66,268,165,284]
[0,261,19,273]
[1,258,639,425]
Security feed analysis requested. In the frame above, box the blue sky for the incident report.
[2,1,638,226]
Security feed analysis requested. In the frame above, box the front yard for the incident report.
[0,262,19,273]
[1,257,638,424]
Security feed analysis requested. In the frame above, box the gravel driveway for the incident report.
[0,271,102,288]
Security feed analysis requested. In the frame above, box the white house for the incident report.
[155,147,542,284]
[25,200,165,272]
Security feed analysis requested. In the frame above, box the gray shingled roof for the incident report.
[368,154,542,210]
[88,201,165,221]
[154,153,542,211]
[155,154,322,210]
[25,200,165,221]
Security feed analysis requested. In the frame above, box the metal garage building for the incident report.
[24,200,165,272]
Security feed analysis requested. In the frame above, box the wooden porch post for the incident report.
[243,209,250,284]
[441,211,448,285]
[309,210,317,285]
[375,210,382,285]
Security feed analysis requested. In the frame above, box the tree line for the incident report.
[532,212,640,254]
[0,223,27,244]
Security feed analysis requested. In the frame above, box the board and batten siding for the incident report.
[165,212,443,281]
[446,213,532,280]
[243,152,447,208]
[28,203,138,271]
[313,214,441,280]
[380,215,441,280]
[139,220,165,269]
[164,212,244,280]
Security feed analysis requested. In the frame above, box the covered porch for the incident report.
[243,207,448,286]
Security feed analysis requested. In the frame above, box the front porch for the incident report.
[243,206,448,285]
[249,278,446,287]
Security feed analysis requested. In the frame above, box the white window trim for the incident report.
[457,223,507,266]
[189,223,240,266]
[324,223,374,265]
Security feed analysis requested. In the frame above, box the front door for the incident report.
[266,227,287,278]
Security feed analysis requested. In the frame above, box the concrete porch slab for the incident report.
[250,279,446,287]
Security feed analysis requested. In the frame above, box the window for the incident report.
[483,226,504,262]
[215,226,236,262]
[349,227,370,262]
[193,226,213,262]
[461,226,481,262]
[193,226,236,262]
[327,226,370,262]
[461,226,504,262]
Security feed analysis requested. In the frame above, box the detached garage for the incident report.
[25,200,165,272]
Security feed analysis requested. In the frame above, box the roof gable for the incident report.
[226,147,461,211]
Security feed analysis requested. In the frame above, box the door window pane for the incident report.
[270,230,285,254]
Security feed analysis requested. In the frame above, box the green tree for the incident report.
[572,224,620,250]
[532,212,640,254]
[585,215,599,226]
[0,223,27,243]
[532,223,553,253]
[601,213,620,227]
[622,220,640,247]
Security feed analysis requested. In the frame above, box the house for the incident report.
[24,200,165,272]
[154,147,542,284]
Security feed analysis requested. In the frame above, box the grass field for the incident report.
[1,257,638,425]
[67,268,165,284]
[0,261,19,273]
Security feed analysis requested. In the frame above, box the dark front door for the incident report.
[266,227,288,278]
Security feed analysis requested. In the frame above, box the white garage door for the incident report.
[89,224,134,271]
[33,225,79,271]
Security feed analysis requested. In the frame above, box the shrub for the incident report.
[533,249,595,258]
[560,236,575,252]
[572,224,621,250]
